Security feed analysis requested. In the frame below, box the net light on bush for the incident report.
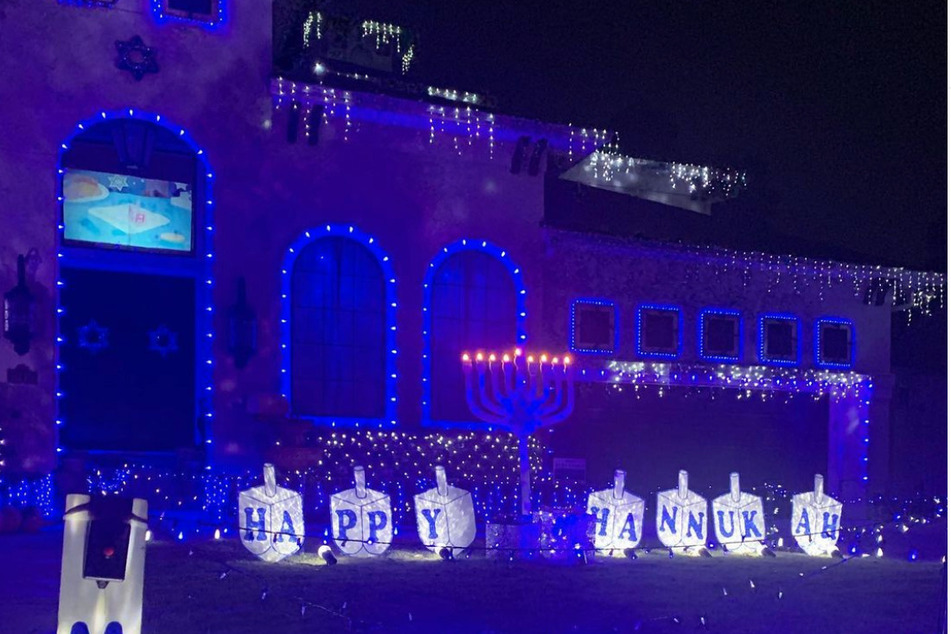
[791,474,842,557]
[587,469,645,556]
[238,463,304,562]
[656,470,708,555]
[712,472,766,555]
[414,465,476,557]
[330,466,392,557]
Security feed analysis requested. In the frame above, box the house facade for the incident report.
[0,1,944,517]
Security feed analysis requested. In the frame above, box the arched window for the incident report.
[282,226,396,425]
[423,240,527,424]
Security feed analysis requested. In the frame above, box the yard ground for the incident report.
[1,529,946,634]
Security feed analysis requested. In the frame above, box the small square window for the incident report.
[699,309,741,362]
[636,305,682,359]
[156,0,222,26]
[570,299,617,354]
[758,314,800,366]
[816,318,854,369]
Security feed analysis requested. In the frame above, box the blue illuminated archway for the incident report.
[55,108,216,455]
[280,224,398,428]
[421,238,528,426]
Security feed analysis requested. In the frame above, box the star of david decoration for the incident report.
[148,324,179,357]
[107,174,130,191]
[77,319,109,354]
[115,35,159,81]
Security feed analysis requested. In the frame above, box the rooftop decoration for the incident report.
[548,229,945,320]
[560,140,747,215]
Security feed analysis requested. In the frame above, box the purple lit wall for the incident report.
[0,0,941,504]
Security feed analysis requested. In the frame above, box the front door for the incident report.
[60,267,196,452]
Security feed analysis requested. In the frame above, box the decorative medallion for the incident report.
[148,324,178,357]
[77,319,109,354]
[115,35,159,81]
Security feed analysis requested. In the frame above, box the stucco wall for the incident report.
[0,0,906,496]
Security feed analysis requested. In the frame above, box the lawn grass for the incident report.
[2,531,945,633]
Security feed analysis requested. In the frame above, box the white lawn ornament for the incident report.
[712,472,767,555]
[238,463,304,562]
[330,466,392,557]
[414,465,476,557]
[587,469,645,556]
[57,495,148,634]
[656,470,709,555]
[791,474,843,557]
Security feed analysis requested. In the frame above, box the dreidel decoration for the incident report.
[656,470,709,556]
[587,469,645,556]
[791,474,843,557]
[57,495,148,634]
[330,466,392,557]
[712,472,767,556]
[238,463,304,562]
[414,465,476,557]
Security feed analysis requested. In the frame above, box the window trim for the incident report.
[757,313,801,367]
[570,298,618,355]
[635,303,683,359]
[698,307,742,363]
[280,225,397,428]
[815,317,855,370]
[421,239,527,427]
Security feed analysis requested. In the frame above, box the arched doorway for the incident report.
[56,110,214,454]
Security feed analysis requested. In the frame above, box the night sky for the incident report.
[334,1,946,270]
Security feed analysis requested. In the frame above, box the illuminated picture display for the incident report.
[62,168,193,253]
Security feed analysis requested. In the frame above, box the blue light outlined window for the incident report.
[570,298,618,355]
[635,303,682,359]
[757,313,801,367]
[815,317,855,370]
[698,308,742,363]
[280,225,397,427]
[422,239,526,426]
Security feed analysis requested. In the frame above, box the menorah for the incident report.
[461,349,575,518]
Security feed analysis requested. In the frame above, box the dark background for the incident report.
[315,0,947,270]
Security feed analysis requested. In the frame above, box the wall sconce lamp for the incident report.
[3,254,35,356]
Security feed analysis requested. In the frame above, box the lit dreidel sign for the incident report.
[238,463,304,562]
[791,474,843,557]
[712,472,770,556]
[57,495,149,634]
[331,465,392,557]
[587,469,645,557]
[656,470,710,556]
[414,465,476,559]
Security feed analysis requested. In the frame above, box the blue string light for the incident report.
[421,239,527,426]
[150,0,226,30]
[56,109,216,456]
[279,224,398,428]
[569,298,618,355]
[814,317,855,370]
[635,303,683,359]
[757,313,801,367]
[697,307,743,363]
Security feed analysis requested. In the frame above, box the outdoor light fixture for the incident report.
[57,495,149,634]
[4,254,35,356]
[317,544,337,565]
